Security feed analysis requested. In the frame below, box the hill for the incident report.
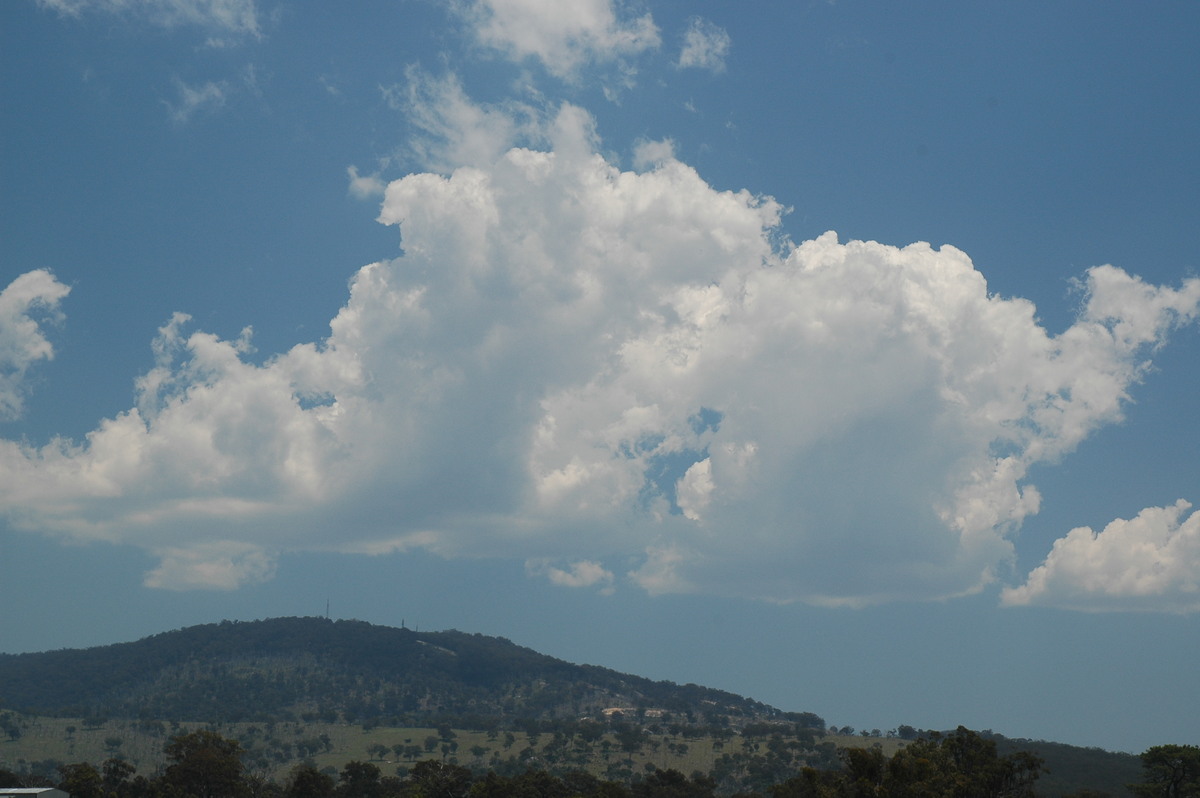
[0,618,1145,796]
[0,617,812,730]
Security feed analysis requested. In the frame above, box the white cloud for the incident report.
[632,137,676,170]
[37,0,261,37]
[346,166,386,201]
[2,98,1198,599]
[144,540,276,590]
[166,78,227,124]
[629,545,694,596]
[676,17,730,73]
[0,270,71,421]
[528,558,615,591]
[453,0,660,79]
[319,75,341,97]
[675,458,712,522]
[1002,501,1200,612]
[388,69,543,174]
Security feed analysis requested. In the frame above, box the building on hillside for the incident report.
[1,789,69,798]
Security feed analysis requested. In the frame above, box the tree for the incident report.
[489,768,569,798]
[1130,746,1200,798]
[162,730,248,798]
[336,761,382,798]
[882,727,1042,798]
[102,758,137,796]
[614,726,646,755]
[405,760,471,798]
[285,764,334,798]
[58,763,104,798]
[631,769,715,798]
[840,747,886,796]
[767,768,829,798]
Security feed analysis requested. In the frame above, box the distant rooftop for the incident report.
[1,790,69,798]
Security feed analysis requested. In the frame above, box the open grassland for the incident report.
[0,714,902,782]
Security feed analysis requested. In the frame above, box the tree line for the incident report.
[2,724,1190,792]
[3,727,1194,797]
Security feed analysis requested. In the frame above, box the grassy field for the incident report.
[0,714,905,784]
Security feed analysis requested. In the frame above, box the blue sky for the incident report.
[2,0,1199,754]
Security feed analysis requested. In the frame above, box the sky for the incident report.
[2,0,1199,754]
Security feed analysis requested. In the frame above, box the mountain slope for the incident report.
[0,617,811,728]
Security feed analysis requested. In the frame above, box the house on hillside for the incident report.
[1,788,69,798]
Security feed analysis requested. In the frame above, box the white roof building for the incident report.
[1,789,69,798]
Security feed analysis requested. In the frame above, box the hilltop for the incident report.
[0,617,814,730]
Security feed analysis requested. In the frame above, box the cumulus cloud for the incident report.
[630,545,693,596]
[632,137,676,170]
[1002,501,1200,612]
[144,540,276,590]
[387,69,543,174]
[2,98,1198,600]
[37,0,261,37]
[453,0,660,79]
[676,17,730,73]
[528,559,615,591]
[0,270,71,421]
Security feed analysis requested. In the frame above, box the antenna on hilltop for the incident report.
[325,598,330,619]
